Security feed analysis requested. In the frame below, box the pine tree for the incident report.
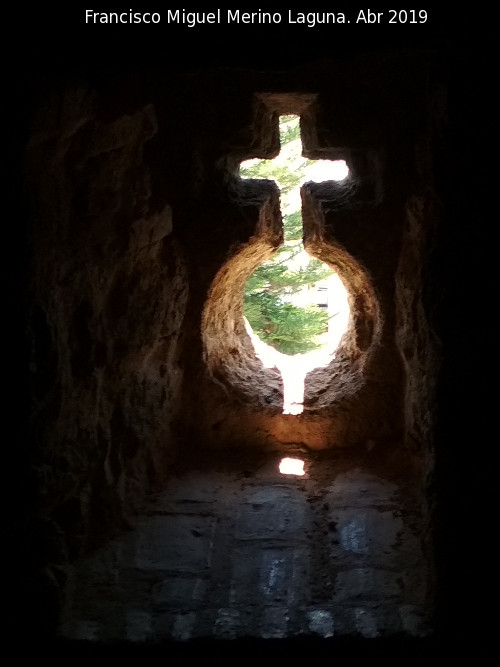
[241,115,333,356]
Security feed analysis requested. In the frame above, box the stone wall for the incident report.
[20,81,189,630]
[12,27,492,649]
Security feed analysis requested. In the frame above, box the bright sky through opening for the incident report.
[279,457,305,476]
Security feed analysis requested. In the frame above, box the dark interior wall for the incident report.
[9,7,493,653]
[18,58,435,555]
[430,50,494,642]
[24,80,188,533]
[13,77,189,640]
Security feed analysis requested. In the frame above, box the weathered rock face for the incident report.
[16,42,487,649]
[58,451,432,645]
[22,84,190,618]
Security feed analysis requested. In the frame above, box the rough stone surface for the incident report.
[24,87,189,557]
[11,15,493,661]
[59,450,431,644]
[19,63,439,644]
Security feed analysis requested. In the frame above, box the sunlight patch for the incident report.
[279,457,305,476]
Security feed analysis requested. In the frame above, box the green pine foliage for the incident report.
[240,115,332,356]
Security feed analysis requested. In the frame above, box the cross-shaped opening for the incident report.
[202,98,381,418]
[240,114,350,414]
